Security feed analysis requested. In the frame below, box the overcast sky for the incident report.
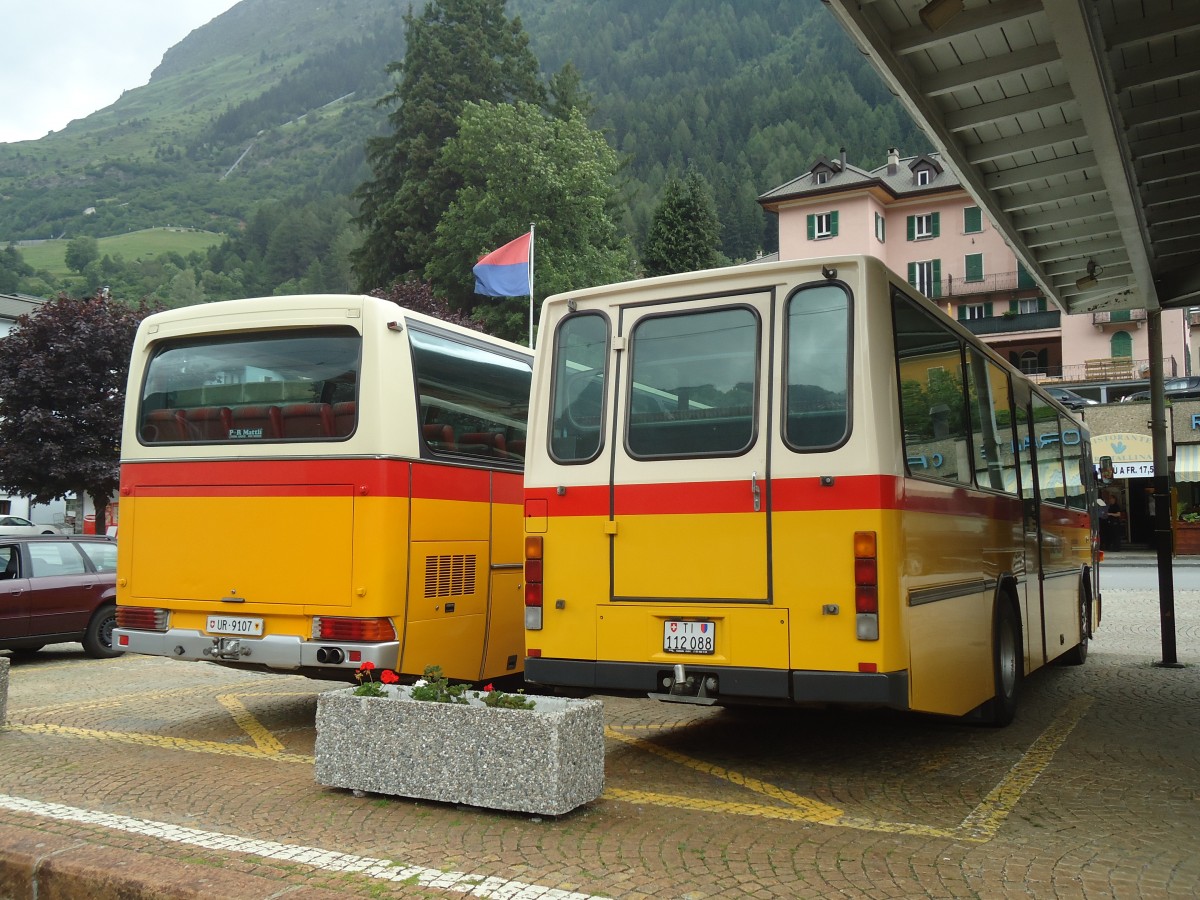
[1,0,242,144]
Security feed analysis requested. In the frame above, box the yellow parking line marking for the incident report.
[605,697,1093,842]
[957,695,1093,840]
[216,694,287,754]
[4,722,313,764]
[605,726,843,822]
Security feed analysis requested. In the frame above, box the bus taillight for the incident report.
[116,606,168,631]
[312,617,396,642]
[525,536,543,630]
[854,531,879,641]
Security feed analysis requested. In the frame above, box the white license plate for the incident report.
[662,620,715,654]
[206,615,263,636]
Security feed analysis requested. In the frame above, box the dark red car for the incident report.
[0,535,120,658]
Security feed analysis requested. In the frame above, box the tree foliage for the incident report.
[368,277,479,332]
[426,102,634,344]
[352,0,546,291]
[0,295,160,532]
[64,236,100,274]
[641,168,723,277]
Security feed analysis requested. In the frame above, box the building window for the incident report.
[875,212,885,243]
[807,211,838,240]
[1111,330,1133,358]
[1018,351,1041,374]
[964,206,983,234]
[908,259,941,299]
[959,303,987,320]
[1017,297,1040,314]
[907,213,940,241]
[965,253,983,282]
[916,168,933,186]
[814,171,829,185]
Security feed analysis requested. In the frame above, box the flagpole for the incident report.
[528,223,536,348]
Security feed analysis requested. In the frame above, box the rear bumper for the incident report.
[525,657,909,709]
[113,627,400,673]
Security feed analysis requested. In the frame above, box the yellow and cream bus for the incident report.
[113,294,532,683]
[523,255,1099,724]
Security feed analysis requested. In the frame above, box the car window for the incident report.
[0,545,21,579]
[76,541,117,574]
[28,543,88,578]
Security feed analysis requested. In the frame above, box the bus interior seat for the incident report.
[332,401,356,437]
[459,432,505,455]
[422,424,455,449]
[182,406,233,441]
[507,439,526,458]
[142,408,186,442]
[280,403,334,439]
[230,405,282,440]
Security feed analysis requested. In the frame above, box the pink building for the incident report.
[759,150,1190,401]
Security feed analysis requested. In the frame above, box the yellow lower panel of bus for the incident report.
[401,615,486,682]
[481,569,524,680]
[128,493,355,607]
[596,605,790,669]
[907,587,993,716]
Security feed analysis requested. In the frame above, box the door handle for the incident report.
[751,471,761,512]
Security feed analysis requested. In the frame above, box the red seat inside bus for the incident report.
[422,424,455,449]
[280,403,334,439]
[142,408,186,442]
[459,432,506,456]
[181,406,232,441]
[332,401,356,437]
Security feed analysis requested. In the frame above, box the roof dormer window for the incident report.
[815,171,829,185]
[916,168,933,186]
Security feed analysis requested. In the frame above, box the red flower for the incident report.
[484,683,494,692]
[380,669,400,685]
[359,661,376,671]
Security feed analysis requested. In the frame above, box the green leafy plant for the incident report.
[409,665,471,704]
[352,660,400,696]
[350,662,535,708]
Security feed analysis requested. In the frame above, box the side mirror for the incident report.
[1098,455,1114,484]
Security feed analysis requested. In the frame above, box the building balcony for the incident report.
[960,310,1061,336]
[1023,357,1177,384]
[941,269,1038,297]
[1092,309,1147,327]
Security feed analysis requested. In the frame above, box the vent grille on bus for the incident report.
[424,554,477,598]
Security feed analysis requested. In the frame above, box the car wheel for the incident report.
[83,604,122,659]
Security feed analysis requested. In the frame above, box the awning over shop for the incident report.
[1175,444,1200,483]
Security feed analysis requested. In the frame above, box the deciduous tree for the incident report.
[426,102,634,344]
[0,294,160,534]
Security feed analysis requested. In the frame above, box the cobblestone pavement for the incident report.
[0,588,1197,899]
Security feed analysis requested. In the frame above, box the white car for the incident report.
[0,515,60,535]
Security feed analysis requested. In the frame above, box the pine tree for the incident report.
[351,0,546,291]
[641,168,723,277]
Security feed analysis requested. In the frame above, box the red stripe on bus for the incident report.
[121,458,516,504]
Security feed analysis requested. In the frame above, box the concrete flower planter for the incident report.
[314,686,605,816]
[0,656,8,726]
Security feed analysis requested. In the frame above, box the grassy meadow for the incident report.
[17,228,224,277]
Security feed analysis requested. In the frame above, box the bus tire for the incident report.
[1058,575,1091,666]
[981,599,1022,727]
[83,604,122,659]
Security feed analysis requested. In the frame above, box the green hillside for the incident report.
[17,230,224,278]
[0,0,930,303]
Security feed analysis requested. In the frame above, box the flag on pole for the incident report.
[473,231,532,297]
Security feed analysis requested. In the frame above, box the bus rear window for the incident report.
[139,327,360,444]
[783,283,850,450]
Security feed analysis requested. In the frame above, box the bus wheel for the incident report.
[1058,577,1091,666]
[982,600,1022,727]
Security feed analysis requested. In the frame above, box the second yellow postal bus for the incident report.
[522,255,1099,724]
[114,294,532,683]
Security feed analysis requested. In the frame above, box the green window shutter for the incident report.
[964,206,982,233]
[965,253,983,281]
[931,212,941,238]
[907,216,915,241]
[931,259,942,298]
[1111,331,1133,357]
[878,214,885,242]
[907,261,917,287]
[1017,262,1036,289]
[984,301,993,317]
[1038,297,1047,312]
[1009,300,1018,314]
[807,214,815,241]
[957,304,966,321]
[830,210,839,236]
